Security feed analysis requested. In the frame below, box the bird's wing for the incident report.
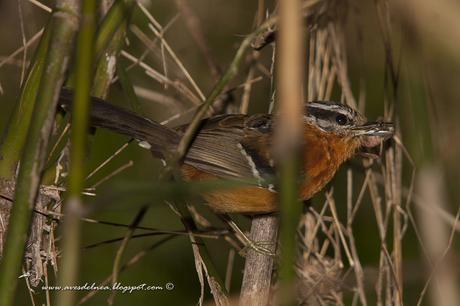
[178,114,276,185]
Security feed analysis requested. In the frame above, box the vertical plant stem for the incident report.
[389,128,403,305]
[0,26,51,178]
[240,215,279,306]
[0,1,79,305]
[65,0,135,97]
[275,0,305,302]
[92,0,135,97]
[55,1,95,306]
[94,0,134,58]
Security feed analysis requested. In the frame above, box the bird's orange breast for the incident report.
[300,124,360,201]
[180,124,360,214]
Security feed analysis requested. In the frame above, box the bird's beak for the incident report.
[350,122,394,148]
[350,122,394,138]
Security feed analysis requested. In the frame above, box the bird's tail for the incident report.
[59,88,180,156]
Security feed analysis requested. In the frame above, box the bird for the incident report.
[59,89,393,214]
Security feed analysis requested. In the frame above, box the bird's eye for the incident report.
[247,115,271,132]
[335,114,348,125]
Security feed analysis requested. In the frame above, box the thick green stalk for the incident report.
[65,0,135,96]
[92,25,126,97]
[92,0,135,97]
[94,0,135,57]
[0,1,79,305]
[0,26,51,178]
[55,1,95,305]
[275,0,305,302]
[277,158,302,280]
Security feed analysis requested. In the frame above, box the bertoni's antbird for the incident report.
[59,89,393,214]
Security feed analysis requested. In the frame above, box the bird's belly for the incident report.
[180,164,277,213]
[201,186,277,213]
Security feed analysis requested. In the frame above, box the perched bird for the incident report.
[59,89,393,214]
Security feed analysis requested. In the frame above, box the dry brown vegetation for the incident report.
[0,0,459,305]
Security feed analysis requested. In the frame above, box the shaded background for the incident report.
[1,0,459,305]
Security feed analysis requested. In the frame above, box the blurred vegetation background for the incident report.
[0,0,459,305]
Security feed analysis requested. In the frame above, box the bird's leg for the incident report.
[217,214,276,257]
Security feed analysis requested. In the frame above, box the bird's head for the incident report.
[304,101,394,147]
